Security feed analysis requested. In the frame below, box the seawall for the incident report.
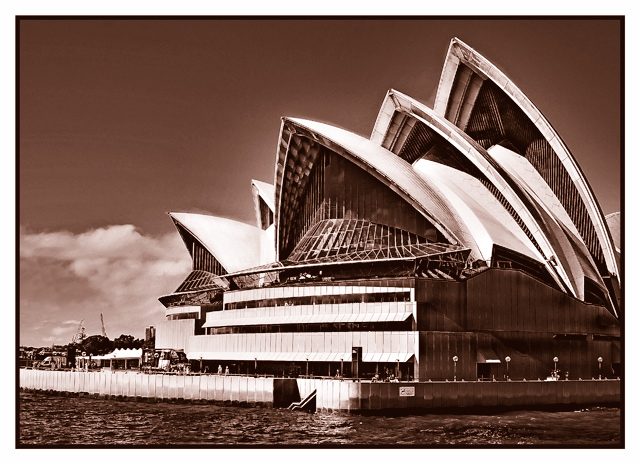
[19,369,274,406]
[295,378,620,412]
[20,369,620,412]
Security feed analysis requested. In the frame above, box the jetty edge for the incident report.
[20,369,620,413]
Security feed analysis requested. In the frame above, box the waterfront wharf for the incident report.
[19,368,620,413]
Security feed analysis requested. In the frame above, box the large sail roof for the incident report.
[369,89,577,296]
[433,37,619,286]
[413,159,541,263]
[274,117,494,259]
[169,212,261,273]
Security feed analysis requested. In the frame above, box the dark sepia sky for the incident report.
[18,18,622,345]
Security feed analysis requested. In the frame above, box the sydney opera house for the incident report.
[155,38,621,382]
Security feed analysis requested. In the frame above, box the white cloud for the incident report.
[51,326,67,336]
[19,225,191,346]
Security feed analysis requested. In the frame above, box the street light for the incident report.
[597,356,603,380]
[306,357,309,377]
[553,356,559,378]
[505,356,511,381]
[452,355,458,382]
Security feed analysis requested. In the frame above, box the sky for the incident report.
[18,18,622,347]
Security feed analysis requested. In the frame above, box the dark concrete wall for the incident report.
[414,269,620,381]
[415,278,466,331]
[273,378,300,408]
[465,269,618,334]
[417,331,477,381]
[295,378,620,412]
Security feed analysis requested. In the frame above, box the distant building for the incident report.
[154,38,620,381]
[145,326,156,342]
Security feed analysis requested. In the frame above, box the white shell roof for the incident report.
[486,145,607,294]
[434,37,619,282]
[413,159,542,263]
[605,212,621,253]
[369,89,573,296]
[251,179,275,212]
[169,212,261,273]
[282,117,475,251]
[605,212,621,278]
[487,145,582,241]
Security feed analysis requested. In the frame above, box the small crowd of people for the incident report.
[371,373,399,382]
[211,365,230,375]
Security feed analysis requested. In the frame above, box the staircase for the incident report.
[288,389,317,412]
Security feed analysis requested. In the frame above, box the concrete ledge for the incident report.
[19,369,620,413]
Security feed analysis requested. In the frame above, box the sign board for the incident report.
[399,386,415,397]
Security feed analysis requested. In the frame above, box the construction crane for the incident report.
[100,312,107,338]
[71,319,87,344]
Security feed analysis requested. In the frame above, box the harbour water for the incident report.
[18,392,621,446]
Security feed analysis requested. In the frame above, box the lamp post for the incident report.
[254,357,258,376]
[553,356,559,378]
[396,359,400,380]
[505,356,511,381]
[452,355,458,382]
[340,358,344,378]
[597,356,603,380]
[306,357,309,377]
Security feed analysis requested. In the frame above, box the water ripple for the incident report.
[18,392,620,446]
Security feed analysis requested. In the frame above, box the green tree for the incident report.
[142,336,155,350]
[113,334,143,349]
[80,335,113,356]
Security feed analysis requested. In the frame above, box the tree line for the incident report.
[76,333,154,356]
